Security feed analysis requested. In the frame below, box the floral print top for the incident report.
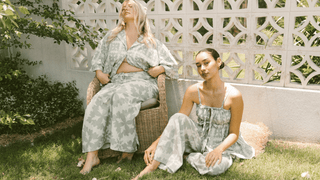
[196,84,254,159]
[90,30,178,79]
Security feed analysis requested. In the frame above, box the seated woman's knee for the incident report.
[168,113,190,125]
[207,155,232,175]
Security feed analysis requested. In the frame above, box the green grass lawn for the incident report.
[1,122,319,180]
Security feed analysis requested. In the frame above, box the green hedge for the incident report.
[0,54,84,135]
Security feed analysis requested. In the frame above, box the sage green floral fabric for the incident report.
[90,30,178,79]
[82,72,158,153]
[153,84,254,175]
[82,30,178,153]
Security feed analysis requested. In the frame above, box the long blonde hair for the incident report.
[107,0,156,48]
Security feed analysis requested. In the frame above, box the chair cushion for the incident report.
[141,98,159,110]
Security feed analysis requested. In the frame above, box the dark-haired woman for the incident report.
[133,48,254,179]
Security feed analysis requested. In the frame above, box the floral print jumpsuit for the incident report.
[153,84,255,175]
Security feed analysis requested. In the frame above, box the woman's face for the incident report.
[121,0,136,23]
[195,52,221,80]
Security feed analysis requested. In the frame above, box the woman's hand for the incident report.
[96,70,110,85]
[205,147,223,167]
[144,142,158,165]
[147,66,165,78]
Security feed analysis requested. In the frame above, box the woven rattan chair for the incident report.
[86,73,168,158]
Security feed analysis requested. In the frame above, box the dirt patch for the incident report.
[0,116,83,147]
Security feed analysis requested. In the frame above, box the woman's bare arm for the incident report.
[96,70,110,85]
[178,84,198,116]
[147,66,165,78]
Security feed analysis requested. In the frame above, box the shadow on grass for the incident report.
[0,122,85,179]
[1,124,319,180]
[133,158,268,180]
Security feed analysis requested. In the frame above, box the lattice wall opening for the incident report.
[63,0,320,90]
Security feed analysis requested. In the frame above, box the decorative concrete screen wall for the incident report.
[56,0,320,142]
[62,0,320,90]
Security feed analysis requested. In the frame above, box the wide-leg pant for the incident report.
[82,72,158,153]
[153,113,233,176]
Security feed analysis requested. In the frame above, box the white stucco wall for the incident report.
[17,36,95,106]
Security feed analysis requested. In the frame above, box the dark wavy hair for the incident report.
[196,48,225,69]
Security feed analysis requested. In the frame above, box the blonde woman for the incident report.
[80,0,178,174]
[134,48,254,179]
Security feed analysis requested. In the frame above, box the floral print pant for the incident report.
[82,72,158,153]
[154,113,234,176]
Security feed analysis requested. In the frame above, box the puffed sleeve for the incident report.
[89,32,110,73]
[157,40,179,79]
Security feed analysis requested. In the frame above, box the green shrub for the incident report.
[0,54,84,135]
[0,0,96,134]
[0,110,34,130]
[1,0,104,50]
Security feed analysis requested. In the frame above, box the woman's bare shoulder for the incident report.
[186,83,201,93]
[226,84,243,100]
[184,83,201,101]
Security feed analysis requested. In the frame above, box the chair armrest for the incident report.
[157,73,166,105]
[86,76,101,105]
[157,73,168,130]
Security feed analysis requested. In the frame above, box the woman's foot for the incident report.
[80,151,100,175]
[132,164,158,180]
[117,152,134,163]
[183,153,189,160]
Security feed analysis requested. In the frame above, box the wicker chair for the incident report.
[86,73,168,158]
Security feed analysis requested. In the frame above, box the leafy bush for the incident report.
[0,110,34,130]
[0,0,101,134]
[0,54,84,135]
[1,0,105,50]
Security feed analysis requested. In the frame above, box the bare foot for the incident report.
[183,154,189,160]
[117,152,134,163]
[132,165,157,180]
[80,152,100,175]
